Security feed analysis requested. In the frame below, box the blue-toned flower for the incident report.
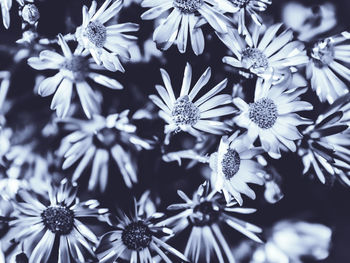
[251,220,331,263]
[218,24,308,79]
[209,133,265,205]
[8,179,107,263]
[95,193,189,263]
[75,0,139,72]
[159,182,263,263]
[150,63,235,143]
[215,0,272,34]
[28,34,123,119]
[298,94,350,185]
[58,111,153,191]
[233,76,313,158]
[306,31,350,103]
[141,0,231,55]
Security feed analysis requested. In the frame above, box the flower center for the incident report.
[249,97,278,129]
[173,0,204,13]
[311,38,334,67]
[22,4,40,25]
[230,0,250,8]
[61,56,89,81]
[122,221,152,250]
[41,206,74,235]
[221,149,241,180]
[241,47,269,72]
[172,95,200,127]
[84,21,107,48]
[191,201,220,226]
[93,127,118,149]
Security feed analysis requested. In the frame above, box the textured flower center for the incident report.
[94,127,118,149]
[191,201,220,226]
[173,0,204,13]
[230,0,250,8]
[249,98,278,129]
[41,206,74,235]
[221,149,241,179]
[311,39,334,67]
[242,47,269,72]
[22,4,40,25]
[84,21,107,48]
[61,56,89,81]
[122,221,152,250]
[172,95,200,127]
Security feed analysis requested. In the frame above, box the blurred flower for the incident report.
[150,63,235,144]
[282,2,336,42]
[8,179,107,263]
[58,111,154,191]
[75,0,139,72]
[95,193,188,263]
[141,0,231,55]
[28,34,123,118]
[16,29,38,44]
[217,24,308,80]
[306,31,350,103]
[209,133,265,205]
[0,71,11,112]
[0,0,12,29]
[251,220,331,263]
[159,182,263,263]
[233,76,313,158]
[299,94,350,185]
[215,0,272,34]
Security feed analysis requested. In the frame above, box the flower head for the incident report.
[299,93,350,185]
[28,34,123,118]
[218,23,308,80]
[8,179,106,263]
[75,0,139,71]
[159,182,263,263]
[233,76,313,158]
[58,111,153,191]
[209,133,265,205]
[141,0,231,54]
[306,31,350,103]
[95,194,189,263]
[150,63,235,143]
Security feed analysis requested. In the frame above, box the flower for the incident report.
[75,0,139,72]
[209,133,265,205]
[306,31,350,103]
[58,111,153,191]
[215,0,272,34]
[28,34,123,119]
[0,0,12,29]
[217,23,308,79]
[298,93,350,185]
[150,63,235,143]
[233,76,313,158]
[251,220,332,263]
[141,0,231,55]
[159,182,263,263]
[8,179,107,263]
[95,194,189,263]
[21,3,40,26]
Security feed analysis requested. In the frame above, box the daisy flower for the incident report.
[8,179,107,263]
[159,182,263,263]
[141,0,231,55]
[233,76,313,158]
[306,31,350,103]
[28,34,123,119]
[75,0,139,72]
[298,94,350,185]
[209,133,265,205]
[150,63,235,143]
[58,111,153,191]
[217,23,308,80]
[215,0,272,34]
[95,194,189,263]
